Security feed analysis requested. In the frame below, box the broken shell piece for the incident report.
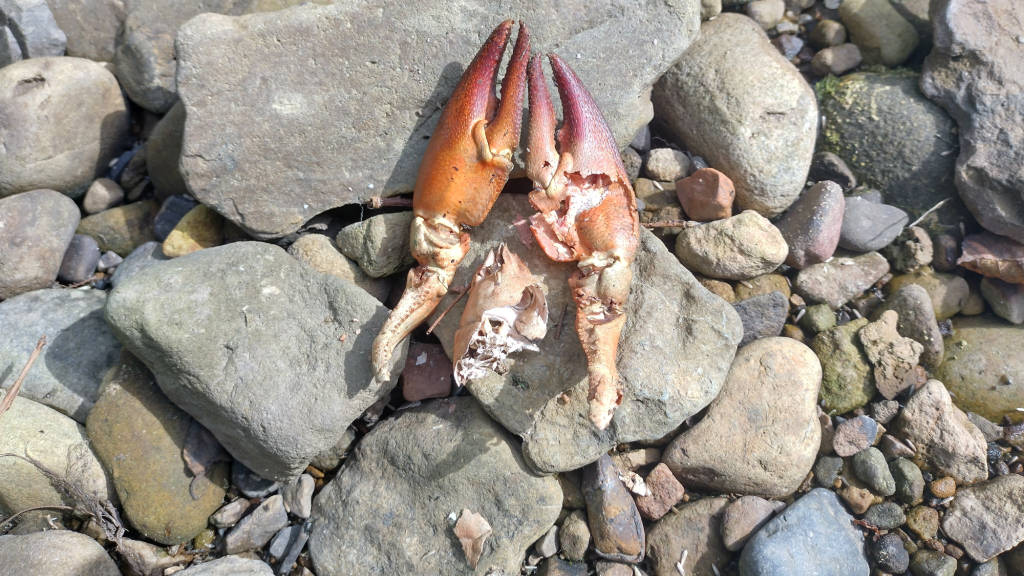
[453,243,548,387]
[453,508,492,569]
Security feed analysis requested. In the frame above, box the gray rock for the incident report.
[535,525,558,558]
[810,43,863,77]
[96,250,122,272]
[839,196,909,252]
[177,556,274,576]
[431,195,742,473]
[224,494,289,554]
[82,178,125,214]
[838,0,918,66]
[281,473,313,519]
[653,14,816,218]
[794,251,890,309]
[645,497,730,576]
[105,241,406,480]
[833,415,878,457]
[308,398,562,576]
[57,234,101,284]
[663,337,821,498]
[0,24,20,63]
[980,277,1024,325]
[892,379,988,485]
[733,291,788,346]
[147,100,188,198]
[921,0,1024,243]
[267,524,302,559]
[891,457,925,505]
[44,0,124,61]
[643,148,690,182]
[287,234,391,303]
[820,72,959,226]
[153,194,198,242]
[809,20,848,49]
[0,392,114,519]
[887,268,969,321]
[857,310,923,400]
[775,180,845,269]
[744,0,784,29]
[232,460,279,498]
[0,530,120,576]
[863,501,905,530]
[910,550,956,576]
[942,474,1024,563]
[177,1,701,239]
[850,447,896,496]
[0,189,80,299]
[335,212,415,278]
[0,0,66,62]
[674,210,788,281]
[77,199,159,256]
[620,147,642,182]
[0,57,131,198]
[814,455,843,487]
[882,226,933,273]
[720,495,780,552]
[210,498,250,529]
[0,289,120,421]
[110,240,168,288]
[869,399,900,425]
[874,283,944,369]
[739,488,869,576]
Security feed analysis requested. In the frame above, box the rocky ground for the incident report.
[0,0,1023,575]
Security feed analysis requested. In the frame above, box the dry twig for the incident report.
[425,285,469,335]
[0,336,46,421]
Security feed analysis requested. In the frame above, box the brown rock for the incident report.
[77,200,158,256]
[162,204,224,258]
[734,273,790,300]
[929,476,956,499]
[697,276,736,302]
[635,463,685,521]
[400,342,452,402]
[582,454,645,563]
[958,230,1024,284]
[645,497,730,576]
[858,310,924,399]
[720,495,781,551]
[832,415,878,458]
[906,504,939,540]
[676,168,735,222]
[838,482,875,514]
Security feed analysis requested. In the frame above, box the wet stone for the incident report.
[910,549,955,576]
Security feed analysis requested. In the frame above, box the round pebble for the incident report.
[863,501,905,530]
[851,447,896,496]
[929,476,956,499]
[644,148,690,182]
[872,532,910,573]
[906,505,939,540]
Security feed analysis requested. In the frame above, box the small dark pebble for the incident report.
[57,234,101,284]
[872,533,910,573]
[809,152,857,192]
[96,250,123,273]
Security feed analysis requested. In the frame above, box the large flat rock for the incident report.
[105,241,406,480]
[176,0,701,238]
[431,195,743,473]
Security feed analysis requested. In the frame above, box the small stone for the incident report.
[335,211,416,278]
[936,316,1024,423]
[109,240,168,288]
[611,448,662,473]
[162,204,224,258]
[794,251,890,309]
[267,524,302,559]
[224,494,289,554]
[892,380,988,485]
[910,549,956,576]
[620,147,642,182]
[559,510,591,562]
[631,125,651,154]
[851,447,896,496]
[674,211,788,280]
[82,178,125,214]
[870,400,900,425]
[800,303,836,334]
[887,268,969,321]
[582,454,645,562]
[941,474,1024,562]
[733,291,788,346]
[839,196,909,253]
[932,234,961,272]
[595,561,633,576]
[839,0,919,66]
[645,497,730,576]
[643,148,690,182]
[635,178,685,239]
[814,455,843,488]
[810,19,847,48]
[57,233,101,284]
[0,0,66,61]
[176,556,274,576]
[96,250,123,273]
[118,538,193,576]
[808,152,857,192]
[147,100,188,198]
[772,34,803,60]
[864,501,905,530]
[858,310,924,399]
[535,526,559,558]
[872,532,910,573]
[309,427,356,472]
[833,415,879,457]
[980,277,1024,324]
[967,413,1003,443]
[810,44,864,76]
[906,505,939,540]
[929,476,956,499]
[211,499,251,529]
[153,194,198,241]
[775,180,845,269]
[837,482,875,515]
[813,319,875,414]
[734,273,790,301]
[675,167,735,222]
[745,0,785,29]
[883,226,933,273]
[400,342,452,402]
[0,189,80,299]
[281,474,314,519]
[538,557,587,576]
[698,276,736,302]
[962,280,987,316]
[874,283,944,369]
[818,409,835,455]
[720,496,779,551]
[232,461,280,498]
[635,463,685,521]
[286,233,390,303]
[739,488,869,576]
[77,200,159,256]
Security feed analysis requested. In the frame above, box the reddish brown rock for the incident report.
[676,168,735,222]
[635,463,685,521]
[400,342,452,402]
[958,232,1024,284]
[582,454,645,563]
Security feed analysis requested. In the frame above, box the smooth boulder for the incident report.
[936,315,1024,423]
[0,531,120,576]
[105,241,406,480]
[431,195,742,473]
[0,189,80,299]
[653,13,817,217]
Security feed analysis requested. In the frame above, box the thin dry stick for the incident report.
[907,198,951,229]
[63,274,101,289]
[425,286,469,335]
[366,196,414,209]
[0,336,46,420]
[642,220,698,229]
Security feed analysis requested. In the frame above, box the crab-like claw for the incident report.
[371,21,530,383]
[526,53,640,430]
